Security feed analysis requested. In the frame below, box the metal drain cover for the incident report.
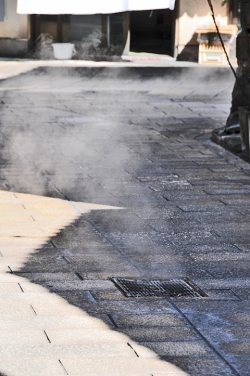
[112,277,207,298]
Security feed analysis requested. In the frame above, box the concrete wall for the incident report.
[176,0,228,61]
[0,0,29,57]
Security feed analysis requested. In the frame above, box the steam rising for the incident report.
[0,65,235,374]
[0,66,233,202]
[29,30,122,61]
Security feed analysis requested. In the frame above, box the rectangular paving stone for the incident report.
[121,327,199,342]
[177,325,250,361]
[15,264,74,274]
[45,330,135,359]
[0,314,109,331]
[229,355,250,376]
[205,189,250,195]
[58,298,177,315]
[61,246,118,256]
[130,261,210,279]
[0,282,24,293]
[162,356,236,376]
[0,297,35,317]
[0,342,134,357]
[0,358,65,375]
[189,251,250,262]
[64,255,128,264]
[75,262,137,274]
[16,272,79,284]
[42,280,115,292]
[176,300,250,314]
[132,207,184,220]
[112,314,186,327]
[212,230,250,239]
[51,238,110,248]
[196,279,250,293]
[91,289,150,302]
[149,218,202,233]
[140,341,212,357]
[232,288,250,300]
[61,356,187,375]
[0,329,48,345]
[156,231,216,246]
[177,204,226,213]
[196,260,250,278]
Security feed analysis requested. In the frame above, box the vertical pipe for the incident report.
[102,14,108,47]
[107,15,110,47]
[29,15,36,43]
[0,0,5,22]
[122,12,130,55]
[57,15,63,43]
[36,15,41,41]
[123,12,130,45]
[173,0,180,58]
[228,0,233,24]
[232,0,237,24]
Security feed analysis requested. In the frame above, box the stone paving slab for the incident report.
[0,65,248,376]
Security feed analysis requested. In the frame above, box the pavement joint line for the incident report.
[74,272,84,281]
[107,314,119,328]
[85,218,142,274]
[212,84,234,98]
[127,342,140,357]
[44,330,51,344]
[58,359,69,375]
[169,300,241,376]
[18,283,24,292]
[30,304,37,316]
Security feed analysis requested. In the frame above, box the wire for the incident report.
[207,0,245,97]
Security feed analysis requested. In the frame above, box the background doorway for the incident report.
[130,9,174,56]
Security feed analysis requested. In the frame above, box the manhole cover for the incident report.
[111,277,207,298]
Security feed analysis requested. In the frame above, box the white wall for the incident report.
[175,0,228,59]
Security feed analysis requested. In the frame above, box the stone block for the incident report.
[121,326,199,342]
[140,341,211,357]
[0,357,65,375]
[61,356,187,375]
[112,313,185,327]
[162,356,236,376]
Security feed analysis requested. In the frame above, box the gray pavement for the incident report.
[0,65,250,375]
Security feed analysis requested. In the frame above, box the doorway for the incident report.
[130,9,174,56]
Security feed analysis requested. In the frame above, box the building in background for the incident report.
[0,0,239,62]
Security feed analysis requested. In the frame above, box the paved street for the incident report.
[0,64,249,376]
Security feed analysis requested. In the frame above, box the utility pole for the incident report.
[224,0,250,133]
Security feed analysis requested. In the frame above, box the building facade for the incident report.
[0,0,238,61]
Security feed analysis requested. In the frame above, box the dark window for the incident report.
[157,13,164,25]
[0,0,5,22]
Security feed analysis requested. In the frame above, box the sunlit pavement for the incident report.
[0,191,188,375]
[0,63,249,376]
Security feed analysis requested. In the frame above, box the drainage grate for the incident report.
[111,277,208,298]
